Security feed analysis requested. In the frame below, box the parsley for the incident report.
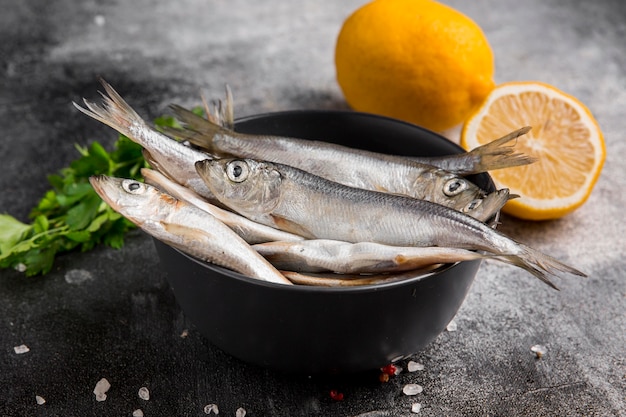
[0,109,200,276]
[0,134,149,276]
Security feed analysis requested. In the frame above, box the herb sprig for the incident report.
[0,111,193,276]
[0,135,148,276]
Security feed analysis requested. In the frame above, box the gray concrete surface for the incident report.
[1,0,624,416]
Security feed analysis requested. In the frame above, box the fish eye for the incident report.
[463,198,482,212]
[122,180,146,194]
[443,178,468,196]
[226,160,250,183]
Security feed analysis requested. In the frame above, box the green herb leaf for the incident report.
[0,129,149,276]
[0,215,32,255]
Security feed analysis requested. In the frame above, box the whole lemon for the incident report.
[335,0,495,132]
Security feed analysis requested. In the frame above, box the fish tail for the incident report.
[164,102,242,155]
[73,78,148,140]
[170,105,224,142]
[201,84,235,129]
[497,243,586,290]
[467,126,537,172]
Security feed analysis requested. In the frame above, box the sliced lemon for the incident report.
[461,81,605,220]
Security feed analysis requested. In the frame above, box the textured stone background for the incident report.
[1,1,624,416]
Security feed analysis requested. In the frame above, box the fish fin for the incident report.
[497,244,586,290]
[162,222,208,239]
[158,124,211,148]
[222,84,235,130]
[465,126,537,173]
[167,104,235,153]
[269,214,316,239]
[73,78,147,139]
[200,85,235,130]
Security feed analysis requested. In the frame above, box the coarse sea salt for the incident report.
[411,403,422,413]
[407,361,424,372]
[402,384,423,396]
[64,269,93,284]
[35,395,46,405]
[138,386,150,401]
[94,15,106,26]
[446,320,458,332]
[93,378,111,402]
[204,403,219,414]
[132,409,144,417]
[531,344,547,358]
[236,407,246,417]
[13,344,30,354]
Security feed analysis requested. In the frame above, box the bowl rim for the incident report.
[235,108,451,148]
[156,109,495,294]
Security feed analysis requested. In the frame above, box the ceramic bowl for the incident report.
[154,110,495,373]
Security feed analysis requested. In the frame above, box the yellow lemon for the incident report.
[335,0,495,132]
[461,81,605,220]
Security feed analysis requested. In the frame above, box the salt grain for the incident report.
[94,15,106,26]
[531,344,547,358]
[407,361,424,372]
[16,263,27,272]
[402,384,423,396]
[236,407,246,417]
[132,409,144,417]
[138,386,150,401]
[93,378,111,402]
[180,329,189,338]
[64,269,93,285]
[13,344,30,354]
[446,320,458,332]
[35,395,46,405]
[204,403,219,414]
[411,403,422,413]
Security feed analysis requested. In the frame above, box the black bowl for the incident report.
[154,110,495,374]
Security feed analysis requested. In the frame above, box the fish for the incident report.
[195,157,586,289]
[252,239,487,274]
[174,84,535,175]
[73,78,218,203]
[167,104,533,219]
[141,167,303,244]
[280,269,438,287]
[88,174,292,285]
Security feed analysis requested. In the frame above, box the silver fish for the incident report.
[252,239,486,274]
[73,79,217,202]
[196,158,586,289]
[141,167,303,244]
[281,269,439,287]
[168,105,532,219]
[176,84,534,175]
[89,174,292,285]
